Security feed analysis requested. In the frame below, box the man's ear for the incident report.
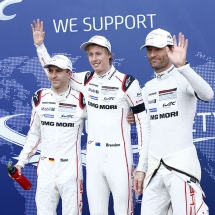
[68,70,72,78]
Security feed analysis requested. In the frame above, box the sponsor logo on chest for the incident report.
[159,88,177,101]
[41,114,54,118]
[41,121,74,127]
[41,107,55,111]
[88,94,98,100]
[148,99,156,104]
[89,83,98,87]
[60,114,74,119]
[103,96,115,102]
[150,111,178,120]
[101,86,119,95]
[88,88,99,94]
[88,101,117,109]
[148,92,157,96]
[58,103,77,113]
[148,88,178,111]
[160,100,177,109]
[149,108,157,113]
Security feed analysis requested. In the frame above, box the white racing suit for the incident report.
[142,149,208,215]
[17,87,85,215]
[36,44,149,215]
[136,64,213,215]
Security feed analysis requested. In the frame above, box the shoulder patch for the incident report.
[79,93,86,110]
[33,90,43,107]
[122,75,135,92]
[84,71,94,86]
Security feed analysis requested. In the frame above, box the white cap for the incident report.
[80,35,111,52]
[140,28,173,49]
[43,55,72,70]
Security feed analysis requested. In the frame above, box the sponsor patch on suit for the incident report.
[159,88,177,101]
[58,103,77,113]
[159,99,177,110]
[101,86,119,95]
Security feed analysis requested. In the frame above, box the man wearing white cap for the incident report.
[31,19,149,215]
[15,55,85,215]
[134,28,213,214]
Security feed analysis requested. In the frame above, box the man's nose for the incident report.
[92,54,97,61]
[51,71,57,78]
[150,50,157,57]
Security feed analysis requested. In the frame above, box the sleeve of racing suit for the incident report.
[71,71,89,93]
[36,43,51,77]
[124,77,150,173]
[16,102,41,168]
[35,43,87,93]
[177,64,214,101]
[135,87,150,173]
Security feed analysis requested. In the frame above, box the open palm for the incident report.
[167,33,188,68]
[31,19,45,46]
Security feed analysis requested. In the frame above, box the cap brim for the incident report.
[43,62,68,69]
[140,44,147,50]
[80,41,111,51]
[140,44,167,50]
[80,42,98,51]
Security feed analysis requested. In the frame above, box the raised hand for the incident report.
[166,33,188,68]
[31,19,45,46]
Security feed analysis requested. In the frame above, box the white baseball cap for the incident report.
[43,55,73,70]
[140,28,173,49]
[80,35,111,52]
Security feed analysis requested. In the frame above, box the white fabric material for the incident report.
[80,35,111,51]
[43,54,73,70]
[136,64,213,214]
[140,28,173,49]
[17,87,84,215]
[137,64,213,172]
[141,166,209,215]
[144,146,201,188]
[171,170,209,215]
[36,43,150,215]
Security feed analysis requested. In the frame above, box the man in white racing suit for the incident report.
[133,28,214,215]
[31,19,149,215]
[15,55,85,215]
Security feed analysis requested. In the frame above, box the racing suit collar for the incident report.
[51,86,71,102]
[93,65,116,81]
[155,65,174,81]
